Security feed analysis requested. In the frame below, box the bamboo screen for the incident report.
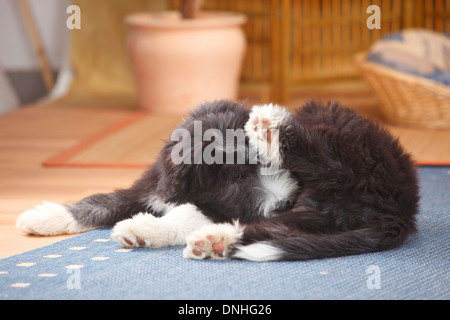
[173,0,450,102]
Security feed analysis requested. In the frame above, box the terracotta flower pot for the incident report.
[126,11,247,114]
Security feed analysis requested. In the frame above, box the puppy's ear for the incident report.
[155,137,194,203]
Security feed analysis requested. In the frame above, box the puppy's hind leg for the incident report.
[16,188,149,236]
[16,201,90,236]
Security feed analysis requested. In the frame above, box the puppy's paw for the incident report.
[111,213,158,248]
[16,202,88,236]
[244,104,291,166]
[183,223,243,260]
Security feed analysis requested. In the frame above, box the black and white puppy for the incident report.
[16,100,418,261]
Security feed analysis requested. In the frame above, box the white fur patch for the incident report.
[145,195,175,215]
[233,242,283,261]
[16,201,89,236]
[258,169,298,217]
[111,203,212,248]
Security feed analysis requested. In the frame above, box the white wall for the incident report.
[0,0,71,113]
[0,0,71,71]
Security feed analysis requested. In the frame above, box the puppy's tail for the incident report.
[231,215,415,261]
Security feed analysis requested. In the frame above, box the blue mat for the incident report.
[1,167,449,300]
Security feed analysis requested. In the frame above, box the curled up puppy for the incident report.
[17,100,419,261]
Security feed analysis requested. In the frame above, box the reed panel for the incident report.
[172,0,450,102]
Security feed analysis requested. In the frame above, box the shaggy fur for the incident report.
[236,100,419,260]
[16,100,419,261]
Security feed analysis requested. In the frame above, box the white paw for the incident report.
[244,104,291,167]
[16,201,88,236]
[111,213,159,248]
[111,204,213,249]
[183,222,244,260]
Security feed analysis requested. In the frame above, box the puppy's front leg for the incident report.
[111,204,213,248]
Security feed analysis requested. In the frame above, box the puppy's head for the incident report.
[158,100,270,219]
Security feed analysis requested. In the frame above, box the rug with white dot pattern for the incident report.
[0,167,449,300]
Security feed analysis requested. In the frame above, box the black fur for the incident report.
[234,100,418,260]
[65,99,418,261]
[68,100,268,226]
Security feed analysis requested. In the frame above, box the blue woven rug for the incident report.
[1,167,449,300]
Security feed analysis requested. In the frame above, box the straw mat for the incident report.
[43,111,450,168]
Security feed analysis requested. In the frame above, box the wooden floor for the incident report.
[0,104,146,259]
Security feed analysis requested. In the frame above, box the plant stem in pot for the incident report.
[180,0,203,19]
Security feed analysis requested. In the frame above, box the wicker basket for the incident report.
[354,52,450,129]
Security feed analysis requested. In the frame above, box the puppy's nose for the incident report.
[274,199,291,212]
